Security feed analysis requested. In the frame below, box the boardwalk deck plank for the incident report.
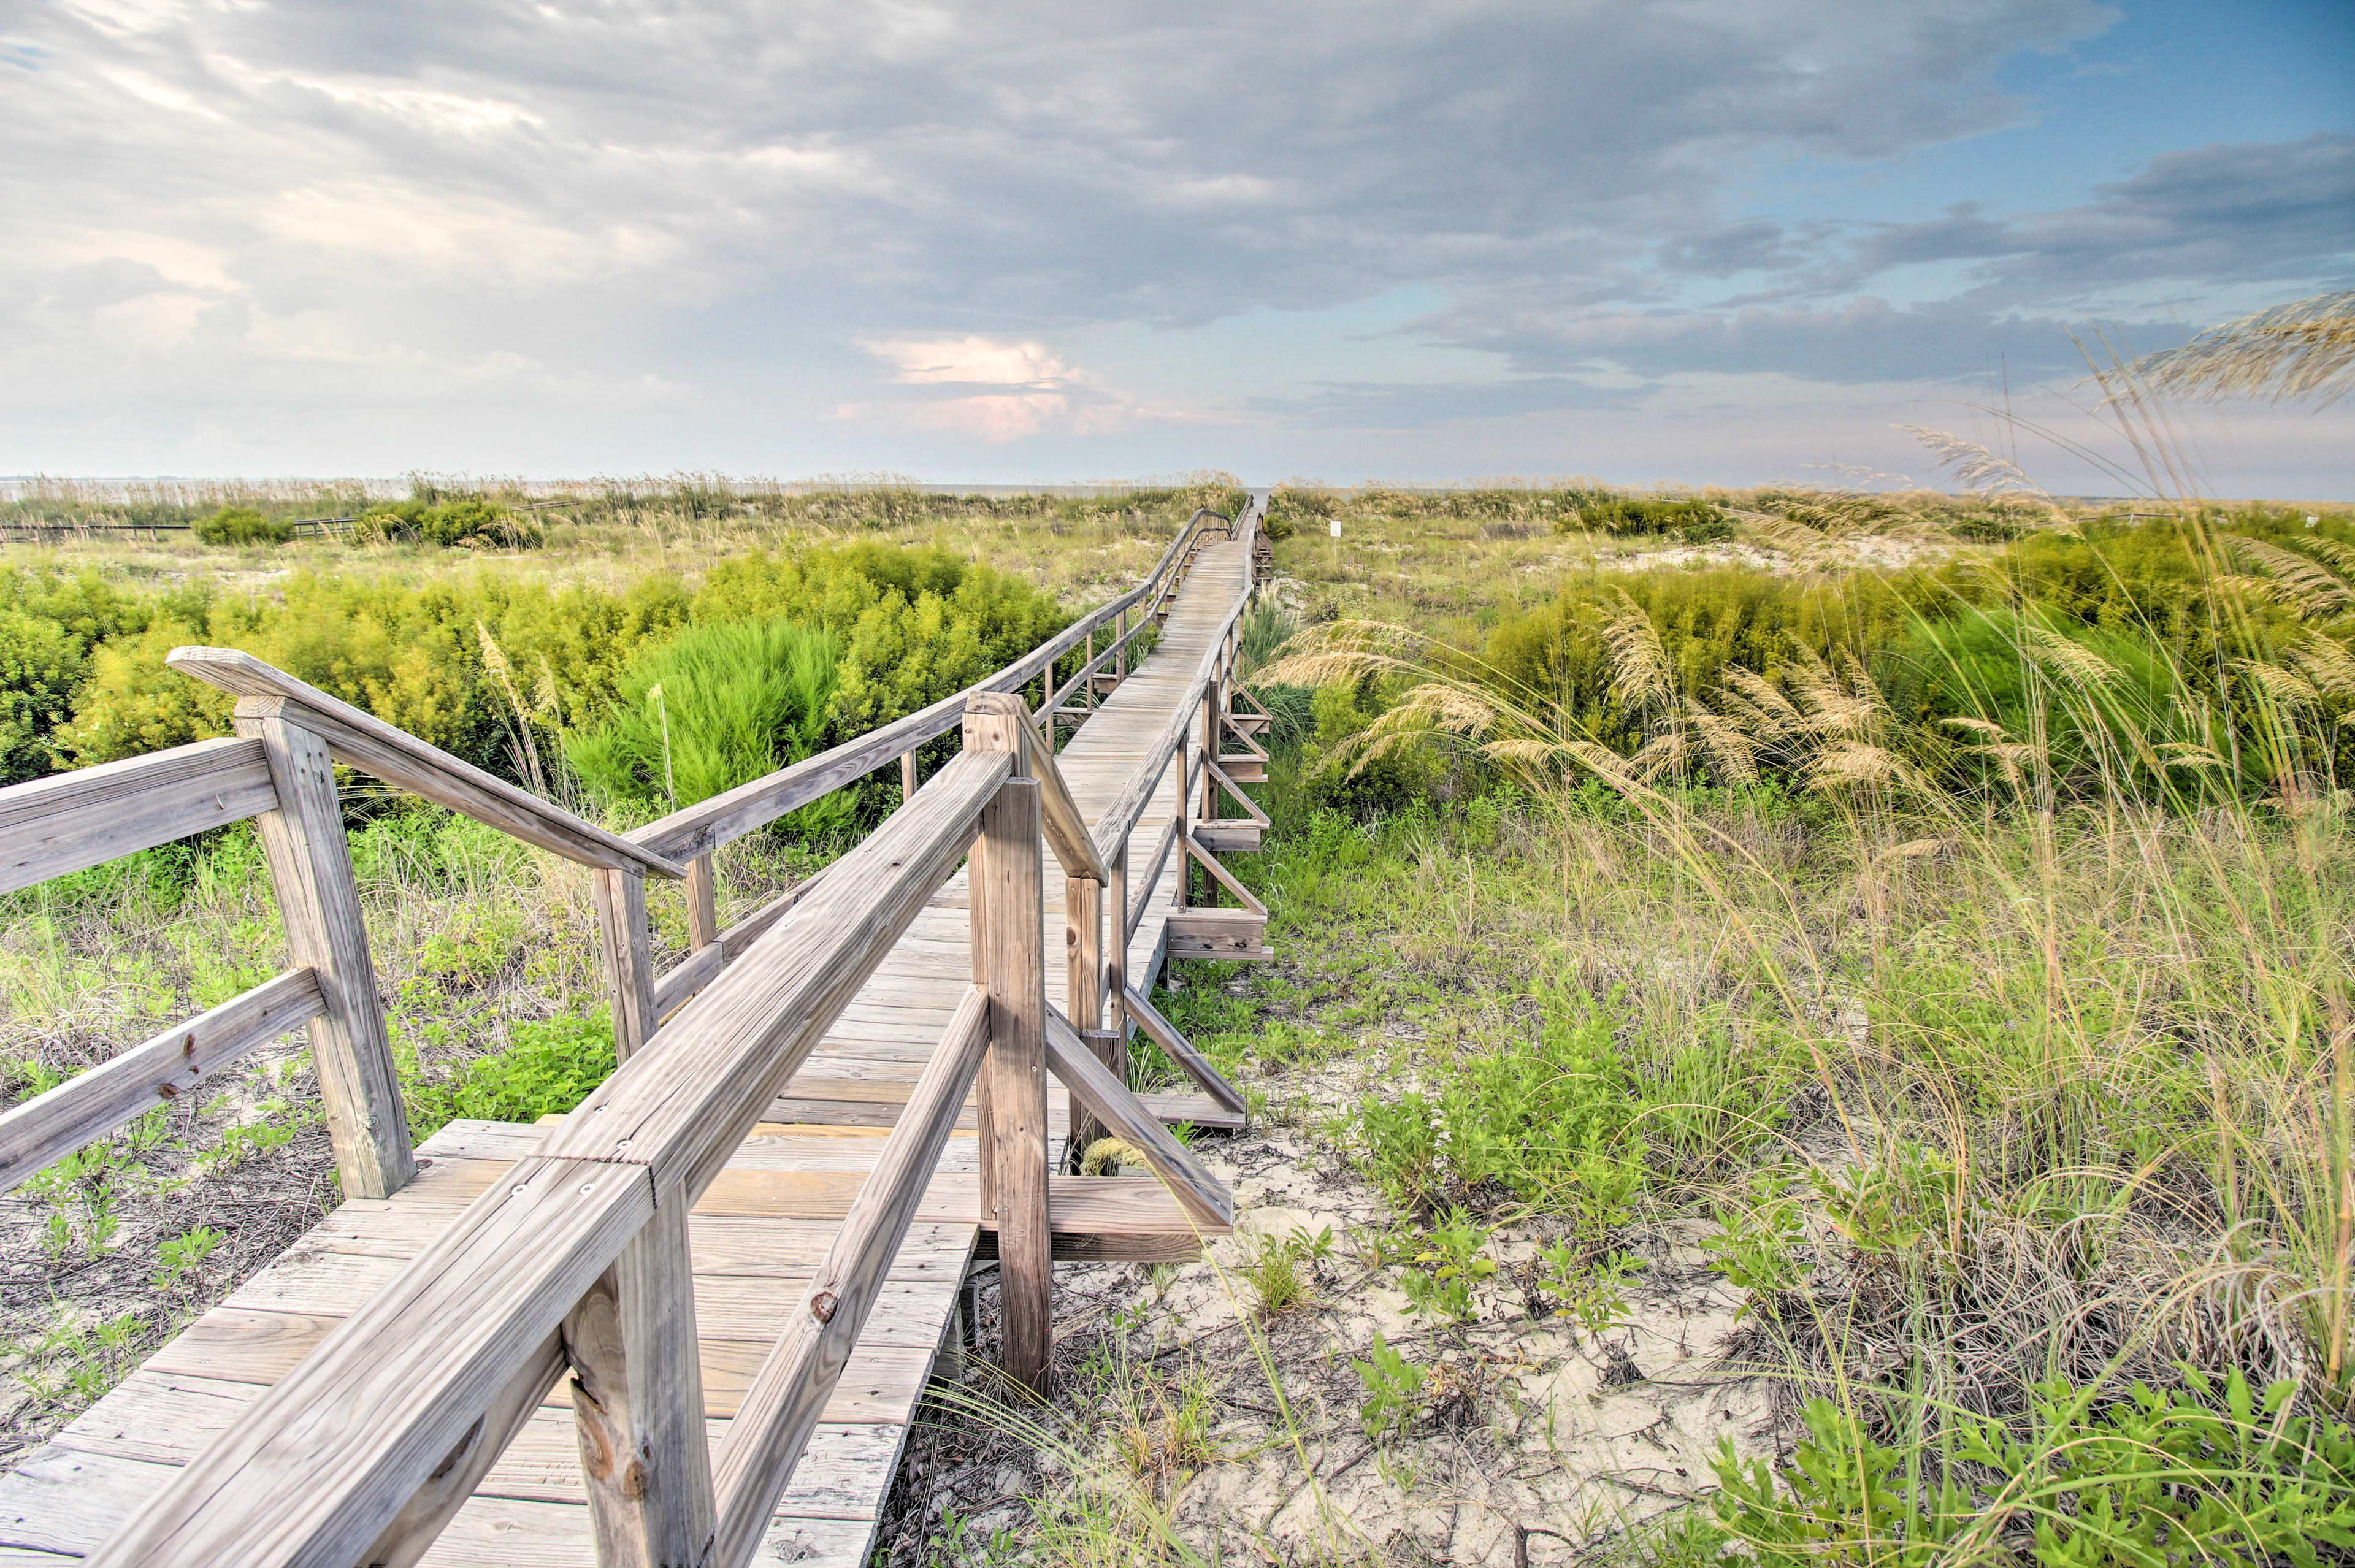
[0,541,1252,1567]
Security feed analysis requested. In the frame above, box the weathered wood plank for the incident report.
[592,866,660,1064]
[562,1195,716,1567]
[708,987,988,1568]
[167,648,685,879]
[0,736,277,896]
[0,968,323,1195]
[85,1155,654,1568]
[238,704,415,1200]
[540,750,1003,1201]
[965,701,1052,1399]
[1043,1009,1231,1230]
[1119,985,1246,1117]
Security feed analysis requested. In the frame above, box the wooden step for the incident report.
[973,1175,1228,1262]
[1216,756,1267,782]
[1138,1092,1247,1132]
[1166,908,1273,962]
[1193,820,1262,854]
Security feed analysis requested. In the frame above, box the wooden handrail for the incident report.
[0,968,325,1193]
[708,984,989,1568]
[88,745,1016,1567]
[0,735,278,895]
[167,648,687,881]
[965,692,1110,885]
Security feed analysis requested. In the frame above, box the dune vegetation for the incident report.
[2,419,2353,1562]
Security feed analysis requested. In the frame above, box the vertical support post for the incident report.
[1106,842,1128,1034]
[564,1195,716,1567]
[594,868,658,1063]
[1116,608,1128,683]
[1065,871,1111,1160]
[964,697,1051,1396]
[901,750,917,803]
[236,698,413,1199]
[685,854,719,952]
[1084,627,1096,709]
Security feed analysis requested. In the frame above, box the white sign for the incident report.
[1328,519,1342,538]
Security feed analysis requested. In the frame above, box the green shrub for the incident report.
[405,1013,616,1141]
[0,610,89,785]
[192,507,294,547]
[1560,495,1733,541]
[564,618,845,832]
[353,499,543,549]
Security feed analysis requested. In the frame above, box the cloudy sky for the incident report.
[5,0,2351,492]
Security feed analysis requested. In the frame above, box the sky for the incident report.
[4,0,2351,494]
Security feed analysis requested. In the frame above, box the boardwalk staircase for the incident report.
[0,498,1275,1566]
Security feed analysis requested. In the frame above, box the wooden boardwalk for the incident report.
[0,541,1254,1567]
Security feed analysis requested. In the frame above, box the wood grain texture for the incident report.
[971,774,1050,1396]
[167,648,684,879]
[593,868,659,1065]
[0,968,323,1195]
[540,751,1004,1201]
[1119,985,1245,1117]
[686,856,720,951]
[707,987,986,1568]
[562,1195,716,1567]
[238,705,415,1201]
[84,1154,654,1568]
[1043,1009,1231,1230]
[0,736,277,896]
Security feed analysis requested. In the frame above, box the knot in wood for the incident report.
[810,1290,838,1323]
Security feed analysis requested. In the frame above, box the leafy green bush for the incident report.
[565,618,845,832]
[353,499,543,549]
[1560,495,1733,541]
[405,1013,616,1140]
[192,507,294,546]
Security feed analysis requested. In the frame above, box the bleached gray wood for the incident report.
[0,736,277,896]
[970,692,1108,886]
[686,856,721,951]
[1206,759,1271,825]
[1064,873,1108,1160]
[1119,985,1244,1117]
[0,968,324,1195]
[237,703,415,1201]
[1043,1009,1230,1230]
[563,1195,716,1567]
[968,756,1050,1394]
[540,750,1006,1201]
[83,1154,655,1568]
[592,868,659,1064]
[359,1334,567,1568]
[707,987,987,1568]
[1182,830,1268,916]
[166,649,684,880]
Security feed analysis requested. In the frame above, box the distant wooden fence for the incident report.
[0,498,1267,1568]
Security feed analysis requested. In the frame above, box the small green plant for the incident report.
[404,1012,616,1139]
[1536,1242,1641,1338]
[1239,1225,1333,1317]
[153,1225,225,1292]
[1395,1211,1495,1323]
[1710,1370,2355,1567]
[1352,1332,1427,1439]
[1701,1173,1807,1317]
[192,506,294,546]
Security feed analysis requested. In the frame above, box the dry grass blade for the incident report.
[1599,590,1675,719]
[2226,535,2355,620]
[2131,291,2355,408]
[1897,426,2052,497]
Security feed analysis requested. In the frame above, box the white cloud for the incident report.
[865,337,1080,388]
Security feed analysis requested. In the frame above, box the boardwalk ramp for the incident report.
[0,504,1272,1566]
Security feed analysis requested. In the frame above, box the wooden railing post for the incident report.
[900,750,917,803]
[563,1195,716,1567]
[1116,607,1128,683]
[685,854,720,951]
[963,696,1051,1396]
[236,698,414,1199]
[1065,868,1115,1160]
[594,868,659,1063]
